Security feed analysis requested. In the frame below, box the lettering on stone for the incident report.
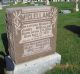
[22,38,51,57]
[19,21,53,43]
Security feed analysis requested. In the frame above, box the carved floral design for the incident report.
[13,10,21,35]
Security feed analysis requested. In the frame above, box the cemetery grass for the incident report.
[50,2,75,10]
[47,2,80,74]
[46,12,80,74]
[0,2,80,74]
[0,9,6,74]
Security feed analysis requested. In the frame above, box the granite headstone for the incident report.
[6,6,57,64]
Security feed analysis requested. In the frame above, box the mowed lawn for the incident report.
[0,2,80,74]
[47,2,80,74]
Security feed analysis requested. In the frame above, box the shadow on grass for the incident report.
[0,33,9,74]
[64,25,80,37]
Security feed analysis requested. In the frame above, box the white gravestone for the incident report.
[13,0,18,4]
[22,0,28,4]
[0,2,2,10]
[46,0,50,5]
[67,0,70,2]
[76,0,79,12]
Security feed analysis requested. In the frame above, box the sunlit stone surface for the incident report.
[7,53,61,74]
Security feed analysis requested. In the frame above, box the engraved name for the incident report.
[20,11,52,22]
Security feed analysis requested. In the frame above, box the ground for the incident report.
[0,2,80,74]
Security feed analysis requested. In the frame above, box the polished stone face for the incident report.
[6,6,57,64]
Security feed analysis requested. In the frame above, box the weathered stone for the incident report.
[6,6,57,64]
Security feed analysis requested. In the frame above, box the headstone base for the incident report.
[6,52,61,74]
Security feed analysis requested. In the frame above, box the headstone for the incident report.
[61,10,71,14]
[22,0,28,4]
[38,0,41,2]
[0,2,2,10]
[13,0,18,4]
[75,0,79,12]
[2,0,10,6]
[67,0,70,2]
[6,6,57,64]
[46,0,50,5]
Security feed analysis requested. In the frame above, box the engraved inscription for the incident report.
[19,21,53,43]
[22,38,51,57]
[12,8,56,35]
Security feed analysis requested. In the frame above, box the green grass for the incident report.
[0,9,6,54]
[50,2,75,10]
[0,2,80,74]
[46,12,80,74]
[46,2,80,74]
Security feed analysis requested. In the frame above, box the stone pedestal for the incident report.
[6,53,61,74]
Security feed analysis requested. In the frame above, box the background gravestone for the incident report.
[0,2,2,10]
[2,0,10,6]
[6,6,57,64]
[23,0,28,3]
